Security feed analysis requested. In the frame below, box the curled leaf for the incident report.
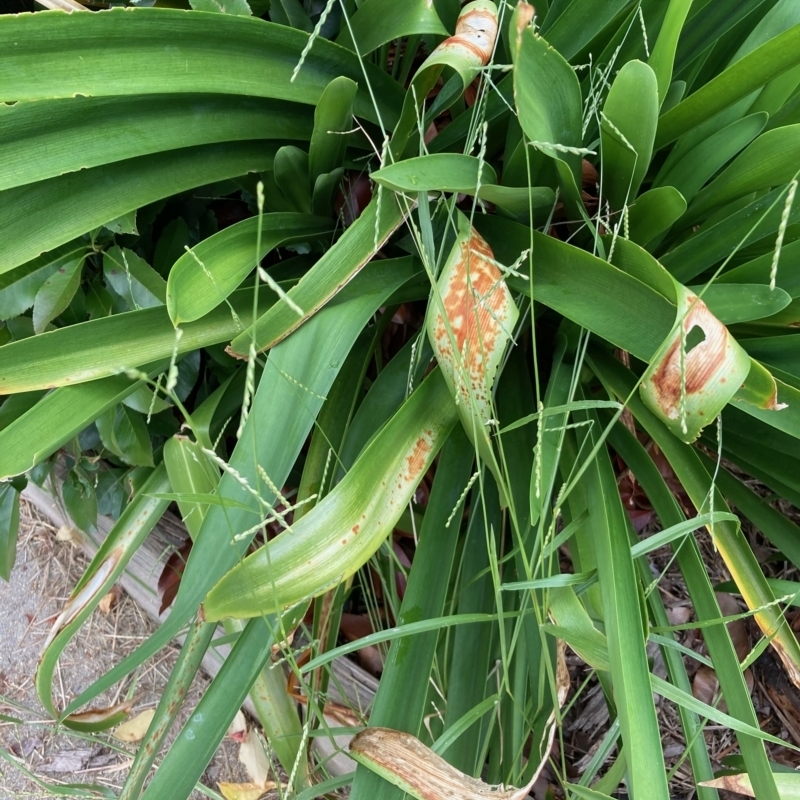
[201,370,457,621]
[430,0,498,69]
[640,285,751,442]
[350,727,547,800]
[426,212,518,471]
[64,699,135,732]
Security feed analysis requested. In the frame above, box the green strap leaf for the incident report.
[0,142,277,276]
[0,482,20,581]
[656,24,800,148]
[31,256,84,334]
[309,76,358,186]
[202,368,458,620]
[600,60,659,210]
[167,213,331,325]
[0,8,403,126]
[337,0,448,56]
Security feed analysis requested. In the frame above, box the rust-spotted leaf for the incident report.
[426,211,518,472]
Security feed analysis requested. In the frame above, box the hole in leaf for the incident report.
[686,324,706,353]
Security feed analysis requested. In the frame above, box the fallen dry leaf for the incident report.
[239,728,272,787]
[226,709,247,741]
[218,782,276,800]
[98,585,121,615]
[350,727,549,800]
[113,708,155,743]
[56,525,83,546]
[700,771,800,797]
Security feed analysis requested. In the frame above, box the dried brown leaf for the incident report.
[113,708,155,743]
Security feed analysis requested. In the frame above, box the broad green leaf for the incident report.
[513,20,583,205]
[0,9,403,126]
[271,0,313,31]
[626,187,687,246]
[370,154,554,218]
[202,368,458,620]
[311,168,344,218]
[96,405,154,467]
[309,76,357,186]
[654,112,767,204]
[686,124,800,222]
[600,61,659,210]
[0,142,277,275]
[32,257,84,334]
[0,482,20,581]
[122,385,171,415]
[337,0,448,56]
[689,284,792,324]
[62,469,98,534]
[656,25,800,148]
[0,371,159,480]
[572,405,669,799]
[189,0,251,14]
[539,0,632,62]
[475,216,675,360]
[61,257,421,718]
[167,213,330,325]
[0,95,313,193]
[648,0,693,104]
[36,465,170,724]
[0,290,273,393]
[227,197,409,356]
[103,247,164,310]
[662,185,800,283]
[272,146,312,213]
[673,0,773,74]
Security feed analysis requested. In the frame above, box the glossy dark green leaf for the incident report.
[600,61,659,210]
[654,113,767,204]
[63,469,98,534]
[103,247,165,310]
[626,187,687,246]
[337,0,448,56]
[32,257,84,334]
[540,0,632,62]
[272,146,312,213]
[96,405,154,467]
[648,0,693,104]
[690,284,792,324]
[309,76,357,185]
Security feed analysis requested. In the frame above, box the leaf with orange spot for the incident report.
[641,284,751,443]
[426,211,518,475]
[201,369,458,621]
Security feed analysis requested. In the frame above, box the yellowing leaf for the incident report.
[218,782,276,800]
[113,708,155,742]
